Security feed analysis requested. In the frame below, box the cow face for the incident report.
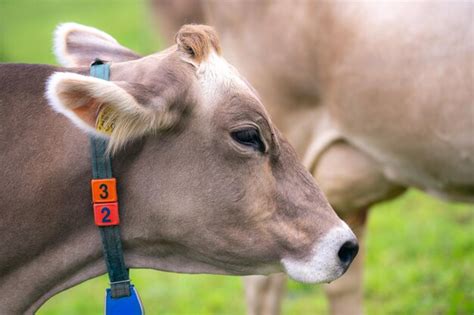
[45,23,358,283]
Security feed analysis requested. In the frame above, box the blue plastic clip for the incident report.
[105,285,144,315]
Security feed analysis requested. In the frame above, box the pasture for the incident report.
[1,1,472,314]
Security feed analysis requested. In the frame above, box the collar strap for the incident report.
[89,59,130,299]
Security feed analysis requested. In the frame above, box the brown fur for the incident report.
[176,24,221,62]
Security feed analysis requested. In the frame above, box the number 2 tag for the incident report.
[93,202,120,226]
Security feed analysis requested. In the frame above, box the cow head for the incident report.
[45,23,358,283]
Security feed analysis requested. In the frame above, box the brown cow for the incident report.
[152,1,474,315]
[0,24,358,314]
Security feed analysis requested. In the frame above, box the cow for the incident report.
[152,1,474,315]
[0,23,359,314]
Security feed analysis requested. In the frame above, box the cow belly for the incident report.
[330,81,474,202]
[337,127,474,203]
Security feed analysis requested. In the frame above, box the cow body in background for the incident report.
[0,24,357,314]
[152,1,474,314]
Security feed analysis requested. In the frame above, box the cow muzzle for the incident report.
[281,222,358,283]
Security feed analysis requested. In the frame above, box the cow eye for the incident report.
[231,128,265,152]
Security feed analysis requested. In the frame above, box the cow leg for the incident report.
[313,142,405,315]
[243,274,287,315]
[324,210,367,315]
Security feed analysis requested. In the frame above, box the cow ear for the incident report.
[54,23,141,67]
[46,72,180,153]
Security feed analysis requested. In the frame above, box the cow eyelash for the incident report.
[231,128,266,153]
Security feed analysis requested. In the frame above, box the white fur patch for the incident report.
[53,22,118,67]
[46,72,100,135]
[196,52,257,108]
[281,222,356,283]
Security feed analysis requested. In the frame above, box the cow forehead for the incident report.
[196,52,257,108]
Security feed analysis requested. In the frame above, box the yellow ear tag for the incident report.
[96,106,116,135]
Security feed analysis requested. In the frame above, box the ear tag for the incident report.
[96,106,116,135]
[105,285,144,315]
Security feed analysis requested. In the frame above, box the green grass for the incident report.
[365,192,473,315]
[0,0,161,65]
[1,1,473,314]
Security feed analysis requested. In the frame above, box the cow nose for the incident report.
[338,239,359,269]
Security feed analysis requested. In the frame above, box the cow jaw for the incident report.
[281,222,357,283]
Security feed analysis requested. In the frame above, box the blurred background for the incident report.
[0,1,473,314]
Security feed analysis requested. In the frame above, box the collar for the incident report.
[89,59,144,315]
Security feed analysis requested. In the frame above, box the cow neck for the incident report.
[89,59,144,314]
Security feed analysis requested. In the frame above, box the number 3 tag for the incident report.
[94,202,120,226]
[91,178,117,203]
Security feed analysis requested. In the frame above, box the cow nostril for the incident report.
[338,240,359,267]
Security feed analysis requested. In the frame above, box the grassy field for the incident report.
[1,1,473,314]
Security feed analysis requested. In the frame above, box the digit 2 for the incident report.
[101,207,111,223]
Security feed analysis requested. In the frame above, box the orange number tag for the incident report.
[91,178,117,203]
[93,202,120,226]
